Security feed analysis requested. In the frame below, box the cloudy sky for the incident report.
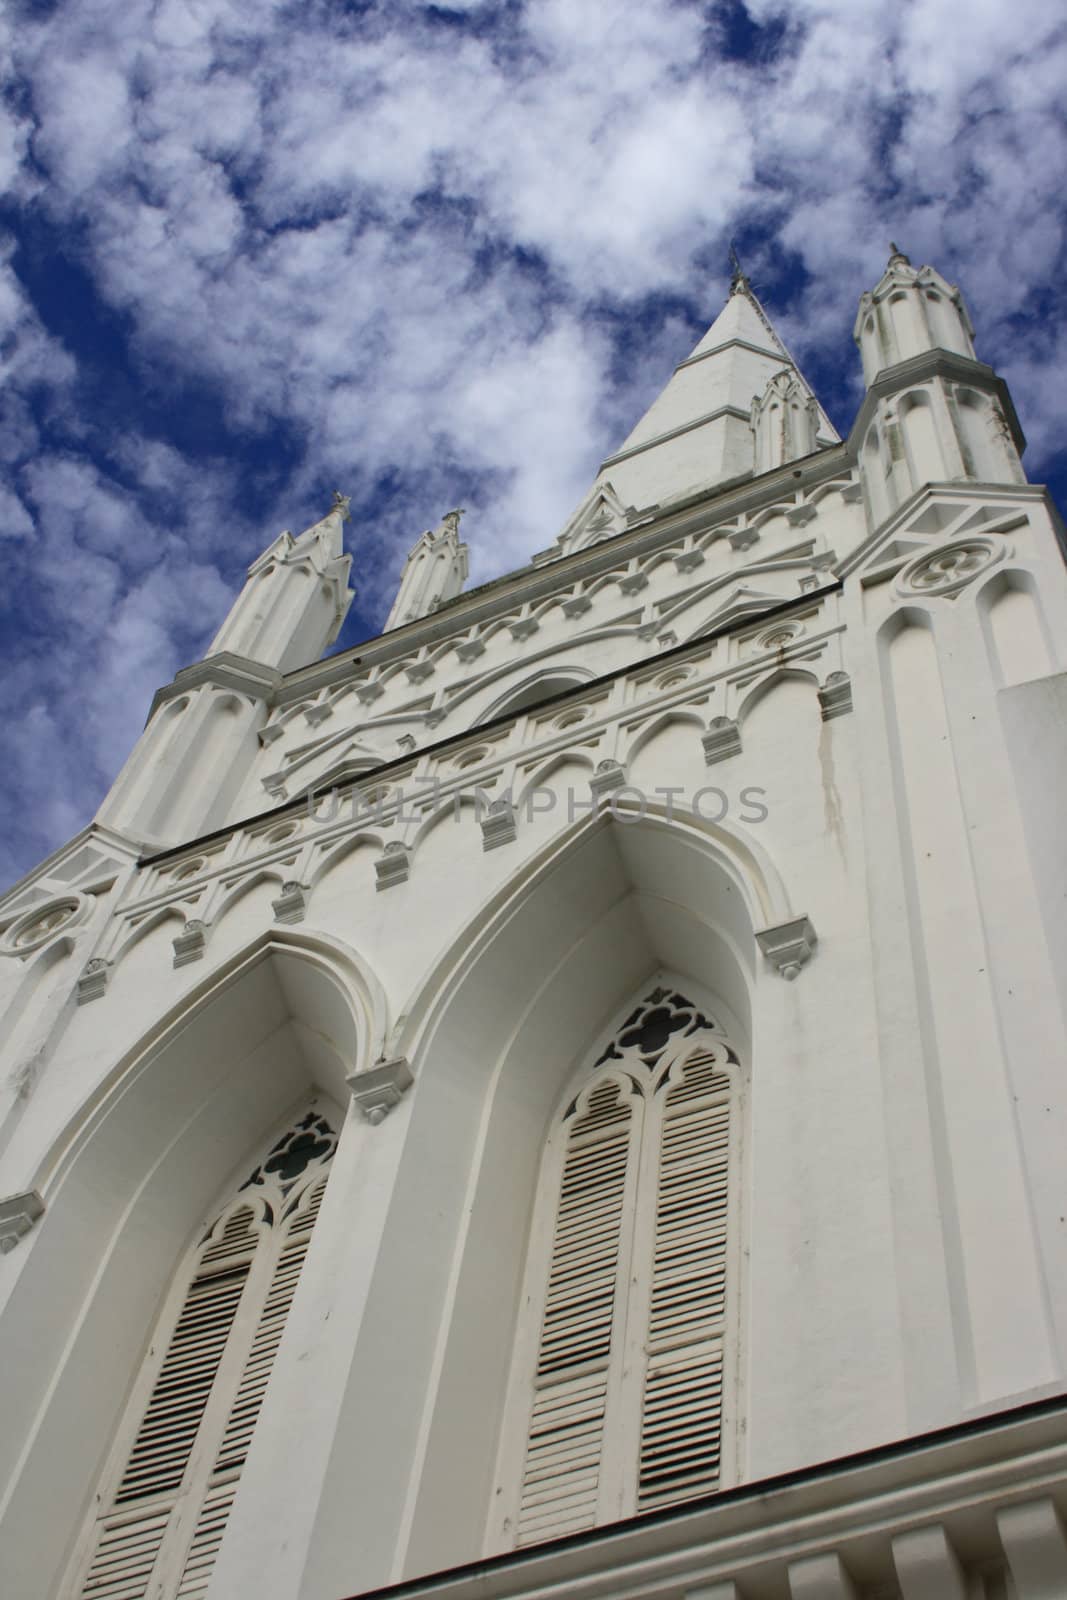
[2,0,1066,887]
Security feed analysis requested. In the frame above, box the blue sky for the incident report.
[2,0,1066,888]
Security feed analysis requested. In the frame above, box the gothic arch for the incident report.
[303,810,799,1587]
[0,929,385,1600]
[736,665,822,726]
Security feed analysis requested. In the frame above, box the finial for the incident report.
[332,490,352,522]
[729,241,749,293]
[887,241,911,265]
[441,507,466,537]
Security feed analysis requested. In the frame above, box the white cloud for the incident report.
[2,0,1067,884]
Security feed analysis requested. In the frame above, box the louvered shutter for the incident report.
[69,1114,336,1600]
[637,1045,733,1512]
[75,1208,259,1600]
[515,1077,641,1545]
[174,1176,330,1596]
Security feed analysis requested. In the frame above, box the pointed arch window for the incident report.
[63,1105,338,1600]
[493,987,743,1549]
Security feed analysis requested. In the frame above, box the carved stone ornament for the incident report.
[818,672,853,722]
[77,958,111,1005]
[673,548,705,573]
[841,480,863,503]
[589,759,627,803]
[560,594,592,619]
[454,636,486,661]
[756,915,818,980]
[355,679,384,703]
[509,616,540,641]
[2,897,82,956]
[786,503,818,527]
[617,570,649,596]
[272,881,307,924]
[0,1190,44,1254]
[702,716,742,766]
[899,538,1002,599]
[305,703,333,727]
[172,919,207,968]
[375,841,411,891]
[406,659,435,684]
[347,1056,414,1124]
[480,797,517,852]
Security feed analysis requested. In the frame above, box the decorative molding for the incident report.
[756,915,818,980]
[560,594,592,619]
[818,672,853,721]
[480,798,517,852]
[76,958,111,1005]
[728,527,759,552]
[406,659,435,684]
[375,842,411,891]
[617,571,648,596]
[898,537,1002,599]
[305,703,333,727]
[674,548,705,573]
[702,716,742,765]
[589,759,627,804]
[841,480,863,503]
[0,1190,45,1253]
[355,680,384,703]
[509,617,540,641]
[454,636,486,661]
[258,722,285,746]
[272,882,307,924]
[347,1056,414,1124]
[0,896,84,957]
[786,503,818,528]
[149,652,282,717]
[172,919,207,968]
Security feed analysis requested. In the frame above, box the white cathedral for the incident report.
[2,249,1067,1600]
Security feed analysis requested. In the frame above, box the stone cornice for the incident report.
[138,578,842,868]
[338,1394,1067,1600]
[847,349,1026,453]
[147,652,284,720]
[274,441,851,706]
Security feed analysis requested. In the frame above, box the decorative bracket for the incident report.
[589,759,627,804]
[375,842,411,891]
[77,958,111,1005]
[0,1190,44,1254]
[172,920,207,968]
[702,716,742,765]
[818,672,853,722]
[347,1056,414,1124]
[480,798,517,852]
[272,882,307,924]
[756,915,818,980]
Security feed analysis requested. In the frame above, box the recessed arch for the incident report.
[0,927,385,1600]
[332,810,782,1580]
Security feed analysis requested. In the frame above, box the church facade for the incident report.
[2,251,1067,1600]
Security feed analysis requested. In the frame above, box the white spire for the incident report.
[589,278,838,521]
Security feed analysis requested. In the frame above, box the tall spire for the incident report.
[591,277,838,518]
